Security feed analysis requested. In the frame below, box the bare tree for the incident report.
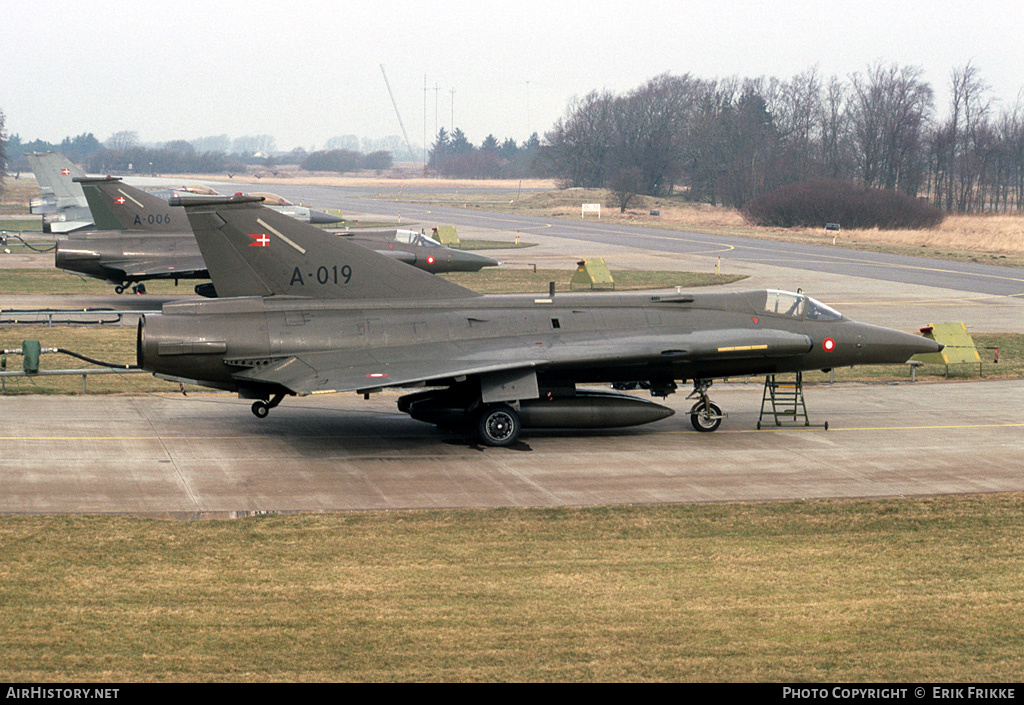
[996,98,1024,211]
[105,130,139,151]
[683,79,735,205]
[774,68,824,183]
[942,62,994,211]
[848,62,934,194]
[718,84,779,207]
[610,166,644,212]
[612,73,698,195]
[819,76,853,179]
[325,135,360,152]
[232,134,277,156]
[542,90,617,188]
[190,134,231,153]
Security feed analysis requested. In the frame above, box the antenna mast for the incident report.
[380,64,415,162]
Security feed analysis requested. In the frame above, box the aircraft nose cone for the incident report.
[450,250,499,272]
[863,325,944,363]
[913,336,944,356]
[308,209,344,225]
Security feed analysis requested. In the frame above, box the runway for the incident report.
[3,181,1023,516]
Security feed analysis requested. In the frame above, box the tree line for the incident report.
[1,130,400,176]
[541,62,1024,214]
[429,128,542,179]
[4,60,1023,212]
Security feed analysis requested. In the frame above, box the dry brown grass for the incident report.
[0,178,40,215]
[508,188,1024,267]
[3,496,1024,681]
[758,213,1024,257]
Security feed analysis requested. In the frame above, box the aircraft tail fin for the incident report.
[176,195,481,300]
[26,152,87,208]
[74,176,190,233]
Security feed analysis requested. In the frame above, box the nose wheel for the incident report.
[690,400,723,432]
[687,379,724,432]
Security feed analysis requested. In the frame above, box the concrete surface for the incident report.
[1,380,1021,516]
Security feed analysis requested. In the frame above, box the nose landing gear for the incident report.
[687,379,724,432]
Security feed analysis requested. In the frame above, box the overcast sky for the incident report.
[4,0,1022,152]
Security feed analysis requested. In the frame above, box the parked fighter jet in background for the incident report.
[147,186,346,225]
[56,177,497,294]
[56,176,212,293]
[26,152,93,232]
[136,195,942,445]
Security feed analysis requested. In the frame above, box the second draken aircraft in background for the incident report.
[26,152,93,233]
[136,194,942,446]
[55,176,498,294]
[27,151,345,231]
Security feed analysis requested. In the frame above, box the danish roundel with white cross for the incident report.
[248,233,271,247]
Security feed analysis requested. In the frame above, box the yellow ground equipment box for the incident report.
[570,258,615,290]
[913,322,983,376]
[432,225,460,246]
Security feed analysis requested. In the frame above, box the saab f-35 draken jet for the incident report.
[136,195,942,446]
[26,152,93,233]
[56,177,497,295]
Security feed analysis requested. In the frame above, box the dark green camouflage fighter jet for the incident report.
[136,195,942,445]
[55,176,497,295]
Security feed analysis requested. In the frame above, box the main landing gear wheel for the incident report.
[251,392,286,419]
[115,285,125,294]
[690,401,723,432]
[477,405,521,447]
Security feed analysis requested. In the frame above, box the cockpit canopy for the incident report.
[248,192,293,206]
[763,290,842,320]
[394,229,443,247]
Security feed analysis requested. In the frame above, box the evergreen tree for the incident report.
[449,128,472,155]
[428,127,450,169]
[481,134,500,153]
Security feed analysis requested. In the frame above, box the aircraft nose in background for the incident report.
[450,249,500,272]
[308,209,345,225]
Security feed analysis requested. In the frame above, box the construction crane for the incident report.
[380,64,415,161]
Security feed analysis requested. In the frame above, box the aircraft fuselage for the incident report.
[138,289,937,402]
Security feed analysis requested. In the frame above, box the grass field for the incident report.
[1,495,1023,681]
[0,219,43,233]
[0,179,39,216]
[0,269,199,297]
